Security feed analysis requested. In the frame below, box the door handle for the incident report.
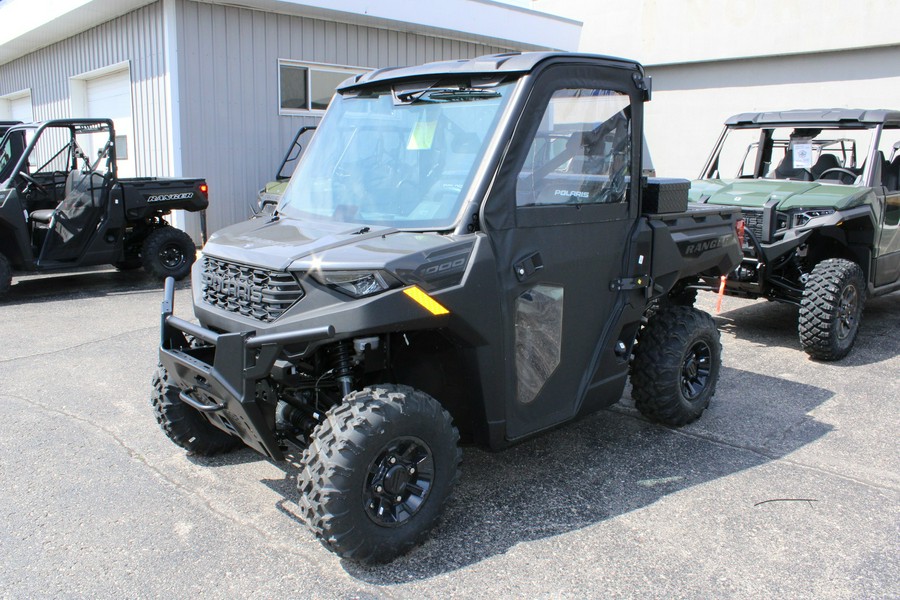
[514,251,543,282]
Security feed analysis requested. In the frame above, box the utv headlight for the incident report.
[311,270,402,298]
[794,208,835,227]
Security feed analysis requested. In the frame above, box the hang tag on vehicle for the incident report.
[792,142,813,169]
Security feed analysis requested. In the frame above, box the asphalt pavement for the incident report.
[0,268,897,599]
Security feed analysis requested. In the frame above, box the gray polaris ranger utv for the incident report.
[692,109,900,360]
[155,52,743,563]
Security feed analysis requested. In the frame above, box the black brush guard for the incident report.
[158,278,334,460]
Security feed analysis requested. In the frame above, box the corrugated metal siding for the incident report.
[176,0,518,234]
[0,2,171,178]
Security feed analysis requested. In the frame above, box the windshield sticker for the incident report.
[792,142,813,169]
[407,121,436,150]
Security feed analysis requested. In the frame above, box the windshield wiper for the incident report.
[395,87,501,104]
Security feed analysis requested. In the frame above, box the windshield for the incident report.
[277,79,516,228]
[704,125,883,183]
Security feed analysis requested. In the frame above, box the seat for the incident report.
[773,150,812,181]
[38,170,107,261]
[31,170,88,224]
[30,208,55,223]
[810,154,841,179]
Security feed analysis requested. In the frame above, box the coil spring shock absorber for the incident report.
[326,341,355,398]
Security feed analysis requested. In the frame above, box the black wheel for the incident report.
[297,384,460,564]
[798,258,866,361]
[150,366,242,455]
[0,253,11,297]
[141,227,196,280]
[630,305,721,426]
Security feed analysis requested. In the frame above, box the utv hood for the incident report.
[690,179,872,211]
[201,215,466,273]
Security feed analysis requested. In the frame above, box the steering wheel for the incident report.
[16,171,50,195]
[816,168,858,185]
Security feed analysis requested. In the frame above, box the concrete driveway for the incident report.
[1,268,897,598]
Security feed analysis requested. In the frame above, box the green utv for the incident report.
[692,109,900,360]
[155,52,743,563]
[254,126,316,217]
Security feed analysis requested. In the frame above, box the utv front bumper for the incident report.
[700,211,813,301]
[158,278,334,460]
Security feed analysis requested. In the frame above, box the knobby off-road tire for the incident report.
[150,366,243,455]
[0,253,11,297]
[142,227,196,280]
[630,305,722,426]
[297,384,461,564]
[798,258,866,361]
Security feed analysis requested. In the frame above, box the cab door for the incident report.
[875,183,900,286]
[482,63,646,440]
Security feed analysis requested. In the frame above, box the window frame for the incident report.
[515,87,632,209]
[277,59,370,115]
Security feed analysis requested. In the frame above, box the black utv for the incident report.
[0,119,208,296]
[155,52,743,563]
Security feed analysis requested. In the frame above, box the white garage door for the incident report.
[86,69,134,177]
[10,93,33,123]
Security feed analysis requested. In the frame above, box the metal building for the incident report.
[535,0,900,178]
[0,0,580,239]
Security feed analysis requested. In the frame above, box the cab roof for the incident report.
[338,52,644,92]
[726,109,900,128]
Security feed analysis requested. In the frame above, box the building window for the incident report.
[278,60,367,114]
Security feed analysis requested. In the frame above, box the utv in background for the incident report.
[254,126,316,217]
[0,119,209,296]
[155,52,743,563]
[692,109,900,360]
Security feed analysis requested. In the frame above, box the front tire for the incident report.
[630,306,722,426]
[798,258,866,361]
[142,227,196,280]
[150,366,242,455]
[297,384,461,564]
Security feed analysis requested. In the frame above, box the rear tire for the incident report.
[630,306,721,426]
[142,227,196,280]
[798,258,866,361]
[297,384,461,564]
[150,366,242,455]
[0,253,11,297]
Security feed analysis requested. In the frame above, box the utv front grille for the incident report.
[741,209,764,241]
[200,257,304,322]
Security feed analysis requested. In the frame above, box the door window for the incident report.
[515,285,564,404]
[517,89,630,207]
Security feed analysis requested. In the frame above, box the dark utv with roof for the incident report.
[692,109,900,360]
[0,119,208,295]
[155,52,743,563]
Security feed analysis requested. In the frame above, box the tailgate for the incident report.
[119,177,209,212]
